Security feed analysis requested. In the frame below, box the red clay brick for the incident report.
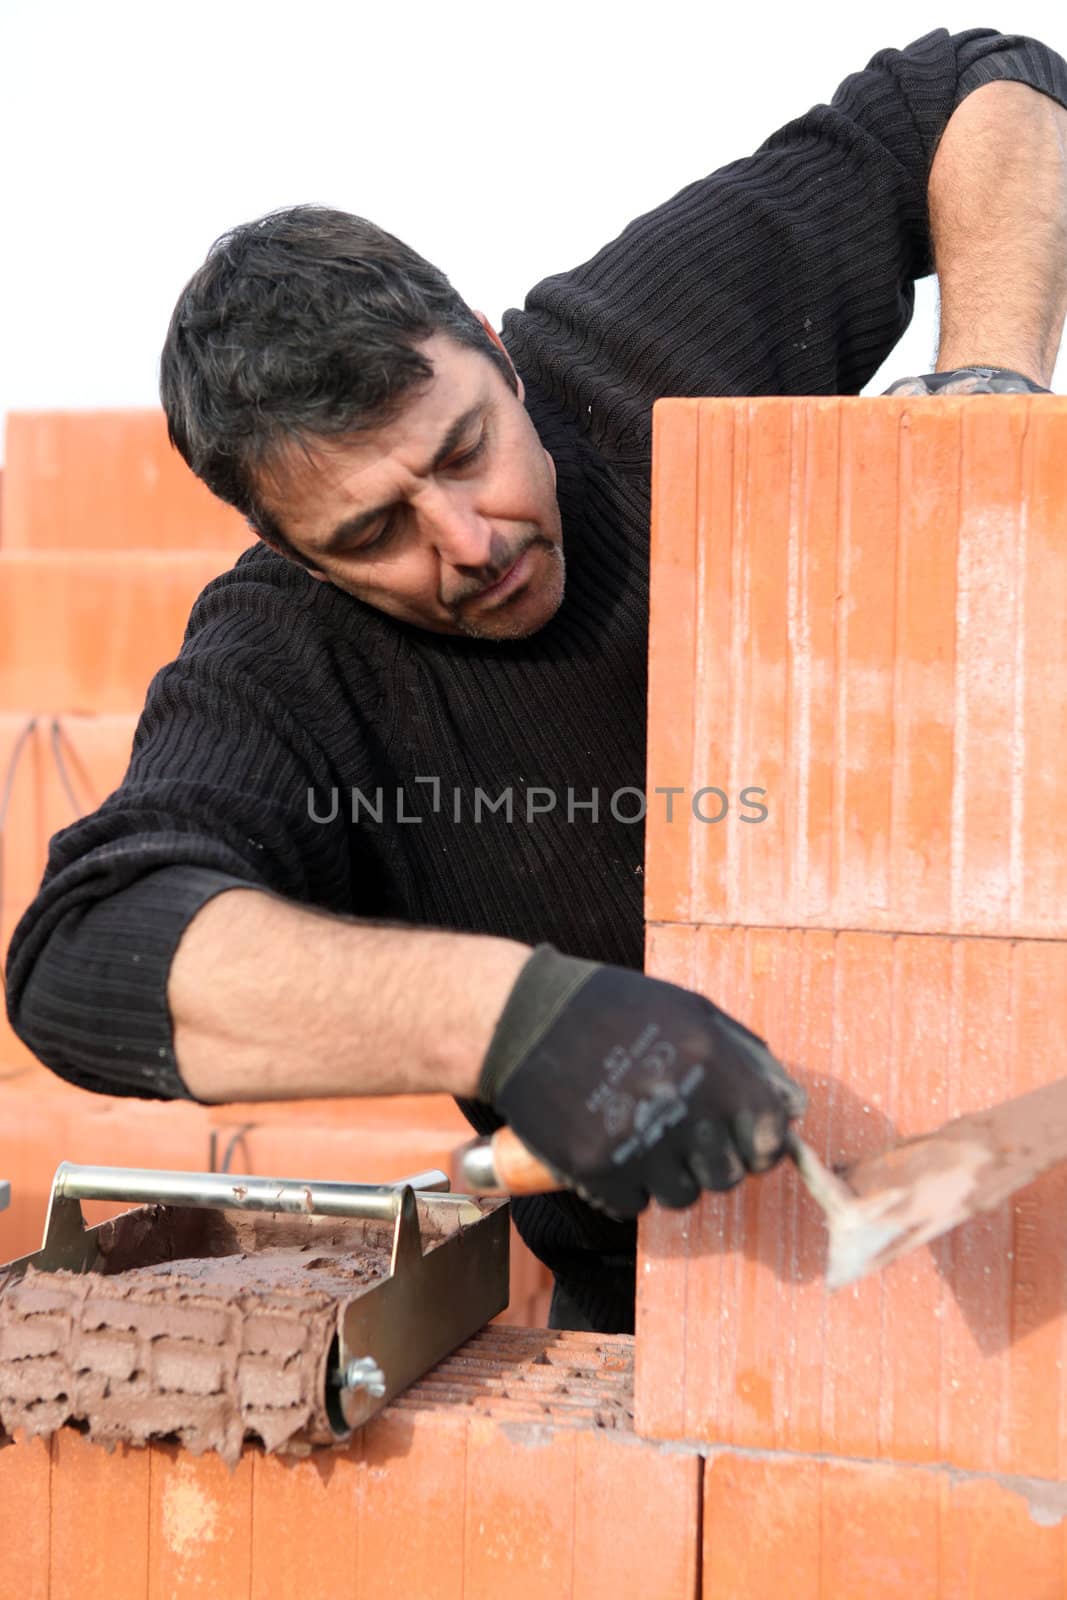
[251,1441,361,1599]
[357,1409,467,1599]
[1,410,251,555]
[573,1429,700,1597]
[645,395,1067,939]
[148,1441,255,1600]
[703,1452,820,1600]
[0,551,240,714]
[637,925,1067,1475]
[703,1450,1067,1599]
[639,398,1067,1481]
[50,1428,151,1600]
[464,1416,578,1598]
[0,1431,50,1600]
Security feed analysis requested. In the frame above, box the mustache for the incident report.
[443,531,545,607]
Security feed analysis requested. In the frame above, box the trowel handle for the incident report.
[460,1130,561,1195]
[461,1129,840,1203]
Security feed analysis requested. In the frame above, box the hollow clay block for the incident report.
[0,1239,391,1467]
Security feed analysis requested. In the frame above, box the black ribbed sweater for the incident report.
[7,29,1067,1332]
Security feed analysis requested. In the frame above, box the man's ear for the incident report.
[473,309,524,402]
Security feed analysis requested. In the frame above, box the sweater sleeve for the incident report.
[501,28,1067,459]
[3,560,374,1102]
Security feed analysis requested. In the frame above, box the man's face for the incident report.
[258,332,565,641]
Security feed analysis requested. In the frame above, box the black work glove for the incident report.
[477,945,806,1220]
[882,366,1051,397]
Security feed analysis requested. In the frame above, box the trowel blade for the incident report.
[790,1076,1067,1289]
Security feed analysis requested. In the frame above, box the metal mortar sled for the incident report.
[0,1161,509,1441]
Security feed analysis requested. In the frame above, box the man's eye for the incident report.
[451,436,486,470]
[355,515,396,555]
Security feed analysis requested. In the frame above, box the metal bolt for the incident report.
[340,1355,387,1398]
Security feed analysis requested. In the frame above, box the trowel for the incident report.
[459,1075,1067,1289]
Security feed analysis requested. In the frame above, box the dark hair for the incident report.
[159,205,517,562]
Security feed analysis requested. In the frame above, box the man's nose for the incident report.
[420,489,495,569]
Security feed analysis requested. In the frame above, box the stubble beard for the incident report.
[453,541,566,642]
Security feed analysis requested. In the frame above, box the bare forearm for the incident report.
[168,888,530,1103]
[930,80,1067,385]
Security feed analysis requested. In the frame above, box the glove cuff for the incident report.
[477,943,601,1104]
[937,366,1049,393]
[885,366,1050,396]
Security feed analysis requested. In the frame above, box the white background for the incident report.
[2,0,1066,460]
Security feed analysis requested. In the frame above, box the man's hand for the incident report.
[477,946,806,1218]
[883,365,1051,397]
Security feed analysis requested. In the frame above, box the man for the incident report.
[6,28,1067,1334]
